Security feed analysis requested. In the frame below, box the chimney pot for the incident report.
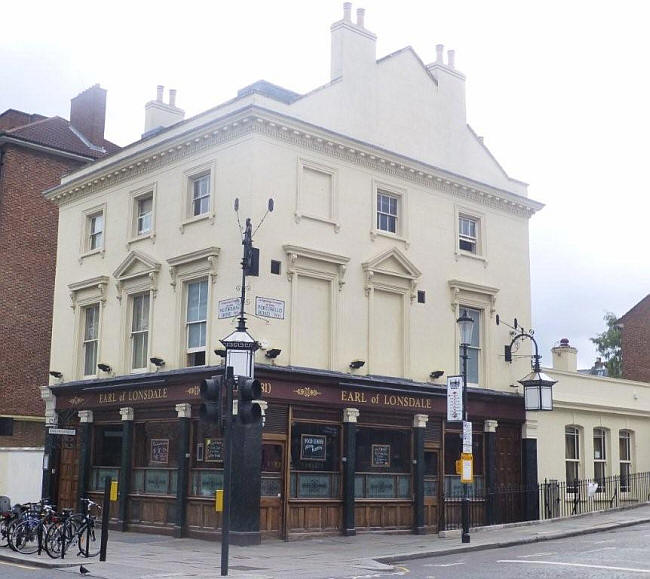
[447,49,455,69]
[436,44,444,63]
[343,2,352,21]
[156,85,164,102]
[356,7,365,27]
[169,89,177,107]
[560,338,570,347]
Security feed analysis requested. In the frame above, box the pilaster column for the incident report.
[77,410,94,512]
[174,403,191,538]
[484,419,498,525]
[342,408,359,536]
[118,407,134,531]
[40,386,58,501]
[413,414,428,535]
[522,419,539,521]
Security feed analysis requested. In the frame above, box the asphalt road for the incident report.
[384,521,650,579]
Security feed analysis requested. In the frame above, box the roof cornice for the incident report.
[43,105,543,218]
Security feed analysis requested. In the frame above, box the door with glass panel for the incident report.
[260,441,285,538]
[423,449,439,532]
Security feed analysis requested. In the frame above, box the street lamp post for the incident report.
[457,309,474,544]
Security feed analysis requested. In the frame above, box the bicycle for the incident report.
[46,498,101,558]
[9,501,56,555]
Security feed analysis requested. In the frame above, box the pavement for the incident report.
[2,503,650,578]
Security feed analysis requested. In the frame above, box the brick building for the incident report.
[0,85,119,502]
[618,294,650,383]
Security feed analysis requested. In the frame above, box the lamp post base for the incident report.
[462,532,470,544]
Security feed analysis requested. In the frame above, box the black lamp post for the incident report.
[457,309,473,544]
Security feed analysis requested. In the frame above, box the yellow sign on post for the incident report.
[460,453,473,483]
[110,480,118,502]
[215,489,224,512]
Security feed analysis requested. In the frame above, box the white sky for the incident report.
[2,0,648,369]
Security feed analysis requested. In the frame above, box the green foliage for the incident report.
[590,312,622,378]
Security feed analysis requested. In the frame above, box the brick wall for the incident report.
[621,296,650,383]
[0,420,44,448]
[0,144,84,417]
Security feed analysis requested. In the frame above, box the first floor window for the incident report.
[377,191,398,233]
[83,304,100,376]
[191,174,210,217]
[131,293,150,370]
[137,195,153,235]
[565,426,580,490]
[593,428,606,491]
[620,430,632,491]
[186,279,208,366]
[459,215,478,253]
[458,307,481,384]
[88,212,104,250]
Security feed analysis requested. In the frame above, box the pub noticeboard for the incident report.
[205,438,224,463]
[371,444,391,467]
[300,434,326,461]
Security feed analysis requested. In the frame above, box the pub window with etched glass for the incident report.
[565,426,580,491]
[593,428,607,492]
[190,420,224,498]
[90,425,122,491]
[290,422,340,499]
[444,431,484,496]
[355,427,411,499]
[619,430,632,492]
[132,421,179,496]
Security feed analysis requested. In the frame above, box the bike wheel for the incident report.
[6,519,20,551]
[44,524,64,558]
[11,520,39,555]
[0,518,11,548]
[78,524,100,557]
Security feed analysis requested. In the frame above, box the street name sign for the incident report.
[48,428,76,436]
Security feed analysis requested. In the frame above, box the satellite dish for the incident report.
[268,198,274,212]
[234,198,239,211]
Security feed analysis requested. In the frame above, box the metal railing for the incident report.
[442,471,650,531]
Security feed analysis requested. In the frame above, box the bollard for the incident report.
[99,476,111,561]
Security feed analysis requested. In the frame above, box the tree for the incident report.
[590,312,622,378]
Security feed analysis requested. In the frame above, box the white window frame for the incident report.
[185,278,209,367]
[565,425,581,491]
[370,179,408,245]
[128,184,157,244]
[454,204,486,264]
[80,203,107,259]
[593,427,607,490]
[619,430,632,492]
[129,292,151,372]
[295,157,339,231]
[82,303,101,377]
[458,306,481,386]
[180,160,216,231]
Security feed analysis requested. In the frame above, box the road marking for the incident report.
[581,546,617,554]
[423,562,465,567]
[498,559,650,574]
[0,560,36,571]
[516,552,557,558]
[592,539,616,544]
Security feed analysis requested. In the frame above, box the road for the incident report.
[385,521,650,578]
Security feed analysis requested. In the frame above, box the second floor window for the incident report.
[191,175,210,217]
[83,304,100,376]
[459,215,478,253]
[377,191,398,233]
[88,212,104,250]
[565,426,580,490]
[131,293,150,370]
[458,307,481,384]
[137,195,153,235]
[593,428,606,489]
[186,279,208,366]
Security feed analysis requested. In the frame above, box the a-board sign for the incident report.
[371,444,391,467]
[205,438,224,463]
[300,434,326,461]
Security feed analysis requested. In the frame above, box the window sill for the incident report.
[370,229,409,247]
[130,368,149,375]
[79,248,105,262]
[455,250,487,266]
[127,233,155,246]
[180,213,213,233]
[295,212,340,232]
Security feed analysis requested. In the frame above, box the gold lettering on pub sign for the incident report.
[341,390,431,409]
[98,387,168,405]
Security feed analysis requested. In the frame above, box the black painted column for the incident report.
[342,408,359,536]
[40,386,58,502]
[522,420,539,521]
[174,403,191,538]
[77,410,94,512]
[413,413,428,535]
[118,407,134,531]
[484,420,498,526]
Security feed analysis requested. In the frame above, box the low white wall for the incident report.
[0,448,43,505]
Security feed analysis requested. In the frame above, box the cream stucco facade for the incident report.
[45,8,541,395]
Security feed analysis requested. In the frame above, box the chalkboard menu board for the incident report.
[205,438,224,463]
[371,444,391,467]
[300,434,326,461]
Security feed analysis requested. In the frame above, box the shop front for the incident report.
[46,366,525,540]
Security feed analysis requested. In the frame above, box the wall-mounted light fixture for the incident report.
[48,370,63,379]
[214,349,227,358]
[97,363,112,373]
[265,348,282,359]
[349,360,365,370]
[150,357,165,368]
[429,370,444,380]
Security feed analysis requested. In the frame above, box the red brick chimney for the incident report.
[70,84,107,146]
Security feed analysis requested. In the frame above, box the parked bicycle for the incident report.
[7,500,57,555]
[45,498,101,559]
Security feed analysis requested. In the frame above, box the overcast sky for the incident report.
[2,0,648,369]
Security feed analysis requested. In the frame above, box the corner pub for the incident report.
[42,363,525,541]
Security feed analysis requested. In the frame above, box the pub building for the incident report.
[42,363,527,541]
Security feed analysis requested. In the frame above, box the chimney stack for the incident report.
[143,86,185,138]
[356,7,365,27]
[427,43,467,125]
[70,84,107,146]
[447,49,455,69]
[330,3,377,81]
[551,338,578,372]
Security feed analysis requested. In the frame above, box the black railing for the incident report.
[442,471,650,531]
